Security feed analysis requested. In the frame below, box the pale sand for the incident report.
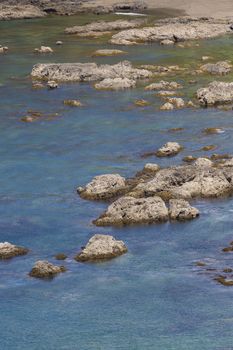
[84,0,233,18]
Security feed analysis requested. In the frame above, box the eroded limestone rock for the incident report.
[197,81,233,106]
[29,260,66,278]
[156,142,182,157]
[94,77,136,90]
[200,61,232,75]
[169,199,199,221]
[0,242,28,259]
[75,234,127,262]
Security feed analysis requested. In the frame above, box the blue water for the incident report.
[0,15,233,350]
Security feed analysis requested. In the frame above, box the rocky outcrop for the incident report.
[156,142,182,157]
[94,196,169,226]
[110,17,231,45]
[31,61,152,83]
[75,234,127,262]
[65,19,145,35]
[169,199,199,221]
[0,242,28,259]
[197,81,233,106]
[29,260,66,278]
[78,174,126,200]
[94,77,136,90]
[0,5,46,20]
[200,61,232,75]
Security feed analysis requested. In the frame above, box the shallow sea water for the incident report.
[0,13,233,350]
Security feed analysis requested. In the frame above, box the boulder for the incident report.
[169,199,199,221]
[197,81,233,106]
[78,174,126,200]
[166,97,185,108]
[94,196,169,226]
[200,61,232,75]
[0,242,28,259]
[94,77,136,90]
[29,260,66,278]
[156,142,182,157]
[75,234,127,262]
[31,61,152,82]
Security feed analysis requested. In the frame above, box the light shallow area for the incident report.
[1,13,233,350]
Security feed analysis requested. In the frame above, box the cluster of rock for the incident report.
[31,61,151,90]
[110,17,232,45]
[78,156,233,227]
[0,4,46,20]
[197,81,233,106]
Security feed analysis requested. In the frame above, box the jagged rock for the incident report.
[145,81,182,90]
[0,242,28,259]
[0,5,46,20]
[169,199,199,221]
[78,174,126,200]
[94,77,136,90]
[92,49,126,56]
[183,155,197,163]
[197,81,233,106]
[65,19,145,34]
[94,196,169,226]
[75,234,127,262]
[34,46,53,54]
[160,102,174,110]
[110,17,231,45]
[29,260,66,278]
[200,61,232,75]
[31,61,152,82]
[156,142,182,157]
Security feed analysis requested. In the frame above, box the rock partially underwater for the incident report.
[29,260,66,279]
[0,242,28,259]
[75,234,127,262]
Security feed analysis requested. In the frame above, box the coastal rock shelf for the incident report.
[110,17,232,45]
[31,61,152,83]
[78,157,233,226]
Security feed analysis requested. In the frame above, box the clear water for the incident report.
[0,14,233,350]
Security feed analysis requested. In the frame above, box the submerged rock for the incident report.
[47,80,58,89]
[134,99,150,107]
[94,196,169,226]
[94,77,136,90]
[78,174,126,200]
[63,99,82,107]
[92,49,126,57]
[55,253,67,260]
[156,142,182,157]
[169,199,199,221]
[75,234,127,262]
[31,61,151,83]
[65,19,145,35]
[197,81,233,106]
[110,17,231,45]
[200,61,232,75]
[29,261,66,278]
[0,242,28,259]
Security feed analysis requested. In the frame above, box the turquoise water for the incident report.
[1,14,233,350]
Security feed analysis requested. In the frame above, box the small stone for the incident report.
[195,261,207,267]
[201,145,217,151]
[187,100,195,108]
[202,56,212,61]
[92,49,126,56]
[56,41,63,45]
[47,81,58,89]
[223,268,233,273]
[183,156,197,163]
[145,80,182,91]
[160,39,174,45]
[203,127,224,135]
[134,99,150,107]
[214,275,233,286]
[156,90,177,97]
[34,46,53,54]
[169,127,184,132]
[166,97,185,108]
[21,116,36,123]
[64,99,82,107]
[29,260,66,278]
[143,163,160,172]
[95,77,136,90]
[75,234,127,262]
[156,142,182,157]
